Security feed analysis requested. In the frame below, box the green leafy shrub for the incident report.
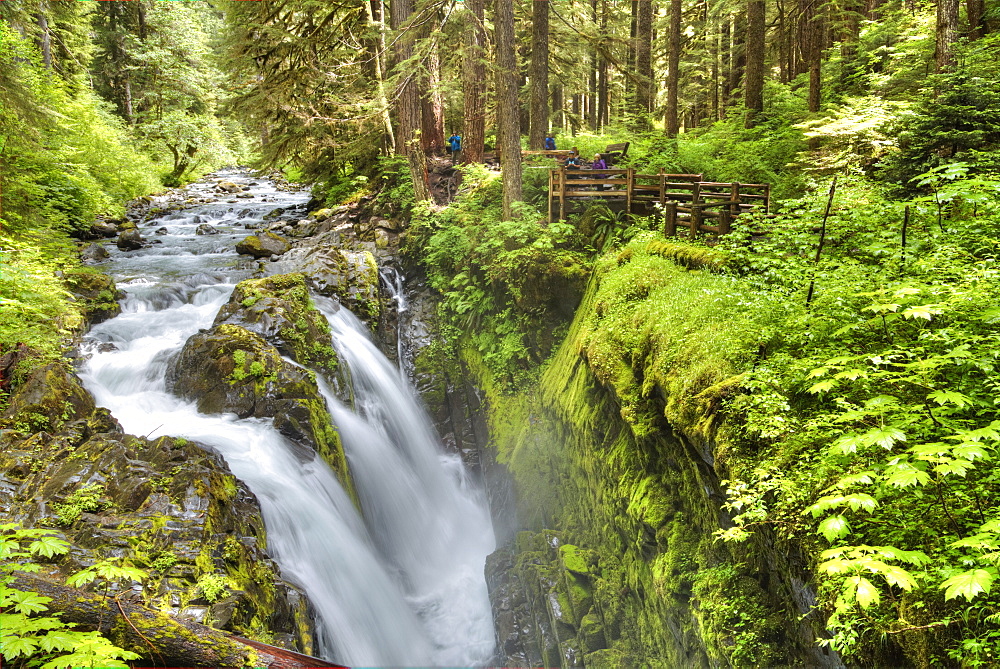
[0,523,140,669]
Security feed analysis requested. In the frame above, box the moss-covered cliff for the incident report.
[467,244,839,668]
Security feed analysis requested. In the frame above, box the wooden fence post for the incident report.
[719,210,732,235]
[763,183,771,213]
[559,167,566,221]
[626,168,635,215]
[547,169,554,223]
[665,201,677,237]
[730,182,741,220]
[690,205,701,238]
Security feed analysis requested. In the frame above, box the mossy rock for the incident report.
[62,267,123,325]
[213,274,338,376]
[262,248,381,328]
[235,232,290,258]
[0,417,315,651]
[0,363,95,433]
[167,323,353,498]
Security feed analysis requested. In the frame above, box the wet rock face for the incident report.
[235,232,289,258]
[0,364,316,652]
[486,533,600,669]
[196,223,220,236]
[262,246,381,327]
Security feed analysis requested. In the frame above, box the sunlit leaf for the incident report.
[941,569,995,601]
[819,515,850,542]
[850,576,881,608]
[927,390,973,407]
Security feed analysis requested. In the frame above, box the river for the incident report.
[77,171,496,667]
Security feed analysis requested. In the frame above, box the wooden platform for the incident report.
[547,167,770,238]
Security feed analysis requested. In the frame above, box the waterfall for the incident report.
[78,171,496,667]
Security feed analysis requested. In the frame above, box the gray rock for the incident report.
[196,223,219,236]
[80,243,109,263]
[235,232,290,258]
[116,229,144,251]
[90,221,119,238]
[155,227,169,235]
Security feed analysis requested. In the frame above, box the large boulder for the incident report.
[0,362,96,434]
[235,232,289,258]
[116,228,145,251]
[0,417,314,651]
[262,247,381,326]
[168,322,353,500]
[213,274,338,376]
[89,221,119,239]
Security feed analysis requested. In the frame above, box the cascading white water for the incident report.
[318,299,496,665]
[78,171,496,667]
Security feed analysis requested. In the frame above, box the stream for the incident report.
[77,171,497,667]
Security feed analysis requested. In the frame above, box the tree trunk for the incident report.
[494,0,522,219]
[935,0,959,71]
[634,0,653,129]
[744,0,765,126]
[390,0,430,201]
[807,1,824,111]
[420,27,446,155]
[462,0,486,164]
[666,0,681,136]
[720,16,731,117]
[589,0,599,131]
[528,0,549,149]
[598,1,609,129]
[729,11,746,108]
[366,0,396,154]
[35,10,52,68]
[966,0,986,39]
[552,83,564,132]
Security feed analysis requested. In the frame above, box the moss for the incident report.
[462,246,814,667]
[223,274,339,376]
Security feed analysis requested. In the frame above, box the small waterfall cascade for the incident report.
[77,171,496,667]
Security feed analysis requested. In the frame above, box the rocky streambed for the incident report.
[0,170,496,667]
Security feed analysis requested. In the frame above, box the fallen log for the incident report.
[11,573,346,668]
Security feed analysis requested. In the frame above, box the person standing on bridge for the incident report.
[591,153,608,189]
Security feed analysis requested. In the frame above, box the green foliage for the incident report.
[196,574,230,604]
[52,484,107,526]
[0,523,139,669]
[707,172,1000,662]
[0,236,85,369]
[0,22,160,236]
[877,36,1000,192]
[407,165,590,389]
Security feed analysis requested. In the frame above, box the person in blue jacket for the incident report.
[544,134,557,150]
[448,133,462,163]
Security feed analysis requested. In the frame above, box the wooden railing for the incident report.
[547,167,770,237]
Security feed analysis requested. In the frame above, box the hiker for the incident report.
[591,153,608,189]
[591,153,607,174]
[544,134,557,150]
[564,151,581,168]
[448,133,462,163]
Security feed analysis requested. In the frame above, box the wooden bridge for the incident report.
[547,167,770,237]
